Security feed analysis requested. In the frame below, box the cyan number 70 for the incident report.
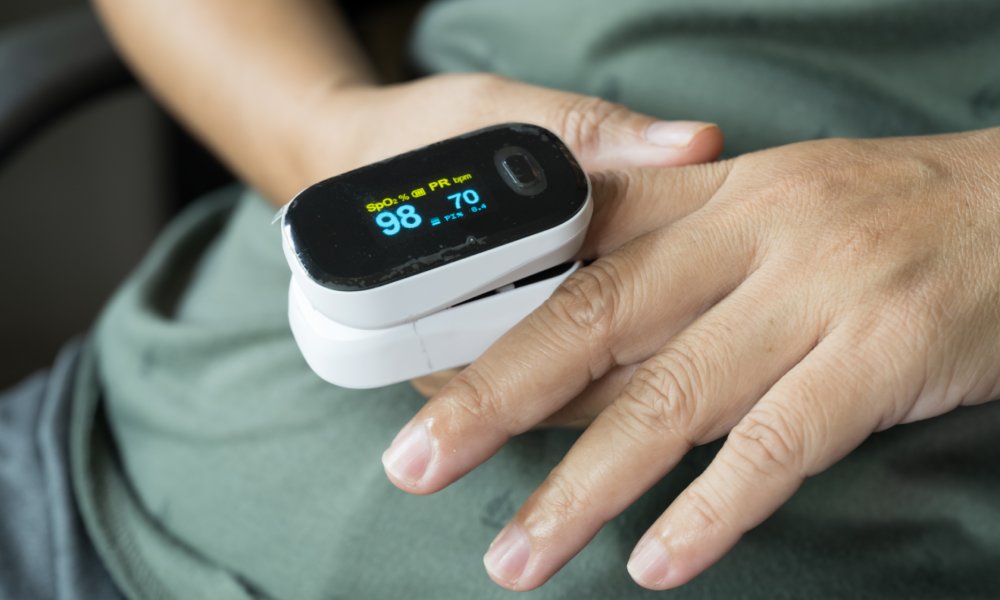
[447,189,481,210]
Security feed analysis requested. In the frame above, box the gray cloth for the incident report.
[0,339,120,600]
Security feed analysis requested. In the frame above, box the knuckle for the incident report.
[727,410,804,478]
[681,485,730,531]
[763,167,846,212]
[529,468,595,528]
[612,356,702,444]
[553,95,624,156]
[440,367,507,426]
[546,261,623,344]
[882,151,951,195]
[735,139,861,213]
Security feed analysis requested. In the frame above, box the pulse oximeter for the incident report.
[281,123,592,388]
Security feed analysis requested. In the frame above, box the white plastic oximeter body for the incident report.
[281,123,592,388]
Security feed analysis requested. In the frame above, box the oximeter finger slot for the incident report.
[288,262,582,389]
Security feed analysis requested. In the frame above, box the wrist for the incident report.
[275,81,382,203]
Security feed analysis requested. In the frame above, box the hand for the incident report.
[381,129,1000,590]
[310,73,725,420]
[293,73,723,193]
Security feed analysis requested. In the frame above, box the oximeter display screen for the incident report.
[364,166,489,240]
[285,124,589,291]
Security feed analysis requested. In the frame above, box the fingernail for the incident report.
[627,536,670,587]
[484,524,531,586]
[644,121,712,148]
[382,421,433,486]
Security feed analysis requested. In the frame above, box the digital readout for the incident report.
[364,171,489,237]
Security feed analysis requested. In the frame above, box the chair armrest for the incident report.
[0,7,131,163]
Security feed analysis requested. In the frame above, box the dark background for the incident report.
[0,0,173,388]
[0,0,424,388]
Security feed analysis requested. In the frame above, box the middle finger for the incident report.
[482,266,824,590]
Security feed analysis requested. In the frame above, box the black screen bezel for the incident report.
[285,123,589,291]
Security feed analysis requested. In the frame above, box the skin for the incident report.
[94,0,1000,592]
[385,131,1000,590]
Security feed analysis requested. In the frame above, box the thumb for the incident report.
[507,87,724,172]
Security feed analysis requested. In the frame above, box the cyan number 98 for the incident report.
[375,205,422,236]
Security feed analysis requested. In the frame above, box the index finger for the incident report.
[582,161,735,257]
[381,161,746,494]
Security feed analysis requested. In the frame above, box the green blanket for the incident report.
[72,1,1000,598]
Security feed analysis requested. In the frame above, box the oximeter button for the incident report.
[495,146,547,196]
[501,153,538,186]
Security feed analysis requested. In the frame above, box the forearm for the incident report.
[92,0,376,203]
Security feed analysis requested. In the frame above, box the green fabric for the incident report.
[71,1,1000,598]
[73,189,1000,599]
[410,0,1000,155]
